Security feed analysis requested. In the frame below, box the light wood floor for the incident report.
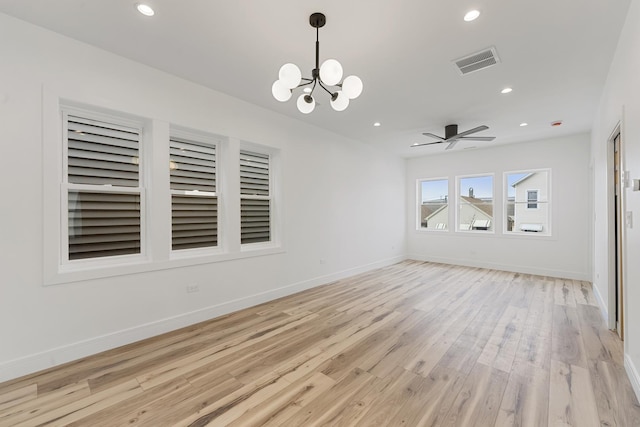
[1,261,640,426]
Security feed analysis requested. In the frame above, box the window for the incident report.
[527,190,538,209]
[418,178,449,230]
[240,150,271,244]
[63,111,144,261]
[170,135,218,251]
[505,170,550,234]
[457,175,493,232]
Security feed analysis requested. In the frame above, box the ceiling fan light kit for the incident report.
[272,13,363,114]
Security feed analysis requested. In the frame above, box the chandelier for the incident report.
[272,13,363,114]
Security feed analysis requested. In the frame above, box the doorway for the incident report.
[611,130,624,339]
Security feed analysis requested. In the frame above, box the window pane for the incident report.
[172,194,217,250]
[170,137,218,250]
[527,190,538,209]
[68,191,141,259]
[169,138,216,192]
[419,179,448,230]
[240,149,271,244]
[459,175,493,231]
[67,116,140,187]
[506,171,549,233]
[241,199,270,244]
[240,150,269,196]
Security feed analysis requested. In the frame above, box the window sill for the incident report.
[415,227,450,233]
[44,245,285,286]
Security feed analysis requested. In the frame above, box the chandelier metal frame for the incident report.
[272,13,363,113]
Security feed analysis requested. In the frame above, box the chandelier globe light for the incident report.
[272,13,363,114]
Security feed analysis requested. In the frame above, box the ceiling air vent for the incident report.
[453,47,500,75]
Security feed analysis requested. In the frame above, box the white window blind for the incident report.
[240,150,271,244]
[170,137,217,250]
[65,114,142,260]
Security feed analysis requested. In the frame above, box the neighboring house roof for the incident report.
[421,202,446,219]
[460,196,493,217]
[424,204,447,220]
[511,173,534,187]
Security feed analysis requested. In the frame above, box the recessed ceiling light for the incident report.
[501,87,513,94]
[136,3,155,16]
[520,122,528,127]
[373,122,381,127]
[464,10,480,22]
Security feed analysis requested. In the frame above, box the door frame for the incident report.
[607,122,625,337]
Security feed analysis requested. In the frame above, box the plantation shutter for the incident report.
[170,137,217,250]
[240,150,270,244]
[66,115,142,260]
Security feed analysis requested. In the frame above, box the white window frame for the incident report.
[503,168,552,236]
[42,91,285,286]
[169,128,224,258]
[416,177,449,232]
[526,189,539,209]
[239,141,281,251]
[455,173,495,234]
[60,106,148,269]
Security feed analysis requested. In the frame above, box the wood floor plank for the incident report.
[573,280,599,306]
[13,379,142,427]
[230,372,336,427]
[495,363,549,427]
[439,363,509,427]
[477,305,528,373]
[275,367,375,427]
[554,278,578,307]
[387,365,468,426]
[577,303,622,364]
[0,383,36,412]
[0,261,634,427]
[0,381,90,426]
[548,360,600,427]
[66,377,191,427]
[136,311,319,390]
[551,305,588,368]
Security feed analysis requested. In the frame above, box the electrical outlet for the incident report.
[186,284,200,293]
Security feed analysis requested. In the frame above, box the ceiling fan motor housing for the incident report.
[445,124,458,139]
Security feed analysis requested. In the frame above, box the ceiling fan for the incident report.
[412,124,495,150]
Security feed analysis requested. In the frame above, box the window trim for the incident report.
[60,106,148,267]
[503,168,552,236]
[168,127,224,257]
[416,177,450,232]
[239,142,281,251]
[43,91,285,286]
[455,173,495,234]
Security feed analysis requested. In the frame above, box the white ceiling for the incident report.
[0,0,631,157]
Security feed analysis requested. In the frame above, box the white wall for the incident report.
[0,14,406,382]
[407,134,591,280]
[591,1,640,399]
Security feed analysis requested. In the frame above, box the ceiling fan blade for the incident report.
[445,140,458,150]
[411,141,444,147]
[453,125,489,139]
[459,136,496,141]
[421,132,446,142]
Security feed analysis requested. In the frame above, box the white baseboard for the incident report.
[407,254,590,281]
[625,354,640,404]
[591,280,610,325]
[0,255,406,383]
